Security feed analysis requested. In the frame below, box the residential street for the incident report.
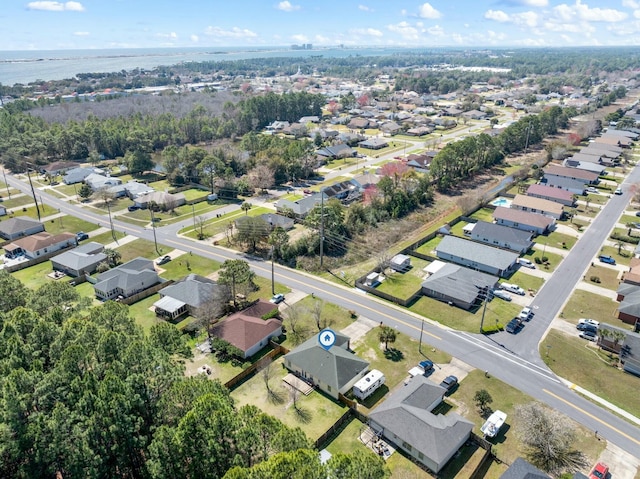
[5,169,640,457]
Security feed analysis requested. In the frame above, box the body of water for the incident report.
[0,46,413,87]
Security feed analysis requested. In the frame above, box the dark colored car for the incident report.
[577,323,597,333]
[635,211,640,217]
[506,318,522,334]
[579,330,598,341]
[419,360,434,373]
[76,231,89,241]
[598,255,616,265]
[128,205,140,212]
[440,375,458,393]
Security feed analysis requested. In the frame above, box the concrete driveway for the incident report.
[590,442,640,479]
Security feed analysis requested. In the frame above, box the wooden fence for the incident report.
[468,433,493,479]
[119,279,174,305]
[314,408,356,450]
[224,342,289,391]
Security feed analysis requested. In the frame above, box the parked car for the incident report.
[76,231,89,241]
[579,330,598,341]
[586,186,599,194]
[500,283,525,295]
[598,255,616,265]
[207,193,218,201]
[491,289,512,302]
[270,293,285,304]
[155,255,171,265]
[589,462,609,479]
[418,360,434,373]
[518,258,535,269]
[506,318,522,334]
[439,375,458,393]
[577,323,598,333]
[636,211,640,217]
[518,307,533,321]
[579,318,600,327]
[127,205,140,212]
[614,187,623,195]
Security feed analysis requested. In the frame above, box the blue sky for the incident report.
[2,0,640,50]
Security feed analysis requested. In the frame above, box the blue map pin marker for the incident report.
[318,328,337,351]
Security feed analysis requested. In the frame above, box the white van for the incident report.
[518,258,535,269]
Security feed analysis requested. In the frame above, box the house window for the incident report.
[402,441,412,451]
[327,385,332,392]
[418,452,424,460]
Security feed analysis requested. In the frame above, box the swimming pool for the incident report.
[491,197,512,207]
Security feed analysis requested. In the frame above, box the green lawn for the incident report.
[561,289,620,323]
[620,214,639,226]
[52,183,80,197]
[127,293,164,332]
[11,262,56,289]
[575,204,599,218]
[148,179,172,191]
[180,188,209,201]
[541,330,640,419]
[501,271,544,294]
[44,216,101,235]
[322,157,359,170]
[181,206,272,239]
[468,207,495,223]
[231,356,348,441]
[353,329,451,411]
[585,193,608,205]
[119,200,231,227]
[2,195,35,210]
[413,236,443,257]
[115,238,166,262]
[600,245,633,267]
[158,253,220,280]
[521,249,563,273]
[376,260,427,300]
[91,230,127,245]
[277,193,304,202]
[535,231,578,250]
[409,294,521,333]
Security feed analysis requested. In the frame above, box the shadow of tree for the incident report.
[267,388,285,405]
[384,348,404,362]
[293,406,312,423]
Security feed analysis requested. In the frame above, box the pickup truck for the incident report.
[598,255,616,265]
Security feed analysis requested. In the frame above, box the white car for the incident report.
[578,318,599,327]
[614,187,623,195]
[270,293,285,304]
[518,307,533,321]
[585,186,599,194]
[491,289,512,302]
[500,283,525,295]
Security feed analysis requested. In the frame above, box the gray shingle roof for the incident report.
[94,257,158,294]
[499,457,550,479]
[422,263,497,304]
[436,235,519,271]
[51,242,106,270]
[472,221,533,251]
[369,376,473,466]
[0,216,43,236]
[284,333,368,392]
[159,274,223,309]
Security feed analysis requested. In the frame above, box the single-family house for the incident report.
[389,254,411,272]
[561,159,607,175]
[620,330,640,377]
[583,143,622,159]
[406,126,433,137]
[124,181,155,199]
[40,161,80,176]
[499,458,551,479]
[275,192,328,218]
[134,191,186,210]
[209,300,282,359]
[0,216,45,240]
[435,235,519,277]
[526,184,576,207]
[595,134,632,148]
[50,242,106,277]
[63,167,104,185]
[154,274,230,320]
[542,165,599,195]
[368,375,473,473]
[84,173,122,191]
[578,148,618,165]
[348,117,374,130]
[338,132,365,145]
[380,121,402,136]
[266,120,290,132]
[299,115,320,124]
[283,332,369,399]
[282,123,307,137]
[358,137,389,150]
[493,207,555,235]
[620,257,640,287]
[511,194,564,220]
[421,262,497,310]
[316,143,356,159]
[470,221,534,253]
[442,106,464,117]
[4,232,76,260]
[566,152,605,165]
[461,109,487,120]
[323,180,360,203]
[93,257,160,301]
[352,172,381,188]
[405,152,436,173]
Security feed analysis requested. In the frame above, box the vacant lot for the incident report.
[115,238,166,262]
[541,330,640,418]
[583,264,622,290]
[561,289,620,323]
[376,258,428,300]
[535,231,578,250]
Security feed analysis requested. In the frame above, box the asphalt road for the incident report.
[6,172,640,457]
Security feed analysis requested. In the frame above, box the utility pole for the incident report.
[150,206,160,255]
[419,318,424,354]
[271,244,275,296]
[524,120,532,154]
[191,204,196,232]
[479,287,490,333]
[26,167,41,221]
[2,167,11,199]
[106,199,116,243]
[319,190,325,267]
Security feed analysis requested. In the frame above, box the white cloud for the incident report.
[27,1,84,11]
[157,32,178,39]
[552,1,627,22]
[520,0,547,6]
[190,34,199,42]
[291,34,308,43]
[484,9,510,22]
[276,1,300,12]
[512,11,539,27]
[487,30,506,40]
[351,27,383,37]
[427,25,445,36]
[204,26,257,38]
[358,4,372,12]
[387,21,420,41]
[418,2,441,19]
[623,0,640,8]
[73,31,89,36]
[635,9,640,18]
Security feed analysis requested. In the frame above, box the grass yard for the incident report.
[612,227,640,244]
[585,193,608,205]
[619,214,639,226]
[535,231,578,250]
[44,215,100,235]
[409,295,521,333]
[231,356,348,441]
[468,208,495,223]
[147,179,172,191]
[376,260,428,300]
[277,193,305,202]
[322,157,359,170]
[414,236,443,257]
[520,249,563,273]
[51,184,79,197]
[501,271,544,294]
[280,295,355,349]
[181,206,272,239]
[180,188,210,202]
[575,204,599,218]
[2,195,35,210]
[11,262,57,289]
[600,245,633,267]
[561,289,620,323]
[91,230,127,245]
[353,329,451,411]
[582,264,622,291]
[127,294,164,332]
[158,253,220,280]
[115,238,167,262]
[541,330,640,418]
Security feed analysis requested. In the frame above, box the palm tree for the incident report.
[241,202,252,216]
[378,326,397,351]
[103,248,121,268]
